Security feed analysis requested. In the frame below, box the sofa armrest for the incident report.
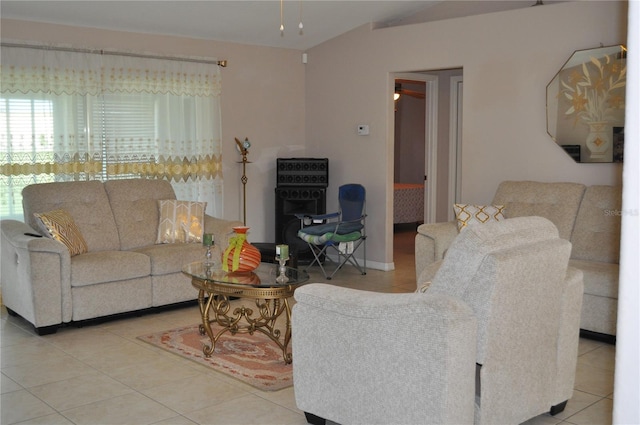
[292,283,476,425]
[415,220,458,280]
[203,215,244,251]
[417,261,443,291]
[1,220,71,329]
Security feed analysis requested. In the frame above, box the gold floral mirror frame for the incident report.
[546,45,627,163]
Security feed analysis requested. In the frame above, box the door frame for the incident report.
[392,72,438,224]
[448,75,463,220]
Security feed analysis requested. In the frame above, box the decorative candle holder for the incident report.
[275,255,290,283]
[203,233,214,265]
[275,244,290,283]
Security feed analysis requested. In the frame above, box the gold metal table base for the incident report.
[194,280,296,364]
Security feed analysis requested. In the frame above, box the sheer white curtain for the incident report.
[0,45,223,219]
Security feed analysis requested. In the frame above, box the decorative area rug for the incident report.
[137,324,293,391]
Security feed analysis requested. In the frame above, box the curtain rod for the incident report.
[0,42,227,67]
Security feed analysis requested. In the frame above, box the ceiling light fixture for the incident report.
[299,0,304,35]
[280,0,285,35]
[280,0,304,37]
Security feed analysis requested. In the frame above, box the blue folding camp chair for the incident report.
[296,184,366,279]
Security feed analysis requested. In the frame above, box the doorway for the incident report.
[393,73,437,224]
[393,69,463,223]
[392,68,463,272]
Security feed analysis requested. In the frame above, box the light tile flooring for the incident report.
[1,227,615,424]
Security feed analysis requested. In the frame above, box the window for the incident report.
[0,45,224,221]
[0,97,56,219]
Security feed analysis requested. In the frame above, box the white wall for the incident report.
[614,1,640,422]
[305,1,627,268]
[0,19,306,243]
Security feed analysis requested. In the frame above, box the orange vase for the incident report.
[223,226,261,272]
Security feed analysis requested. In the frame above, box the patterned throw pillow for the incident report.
[156,200,207,244]
[453,204,505,232]
[33,209,89,256]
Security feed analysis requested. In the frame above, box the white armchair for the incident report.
[292,217,583,425]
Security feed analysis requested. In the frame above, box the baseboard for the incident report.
[368,260,394,271]
[323,253,393,271]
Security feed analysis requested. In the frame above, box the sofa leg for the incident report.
[35,325,58,336]
[304,412,327,425]
[550,400,568,416]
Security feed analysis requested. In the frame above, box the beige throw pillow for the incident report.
[34,209,89,256]
[156,200,206,244]
[453,204,505,232]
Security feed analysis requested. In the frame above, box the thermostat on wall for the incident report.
[357,124,369,136]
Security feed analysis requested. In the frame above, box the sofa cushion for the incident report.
[453,204,505,232]
[70,251,151,287]
[34,209,89,256]
[156,200,206,244]
[569,259,619,298]
[491,181,586,241]
[134,243,214,276]
[22,180,120,252]
[570,185,622,263]
[104,179,176,250]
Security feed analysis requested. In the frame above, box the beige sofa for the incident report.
[415,181,621,339]
[0,179,242,334]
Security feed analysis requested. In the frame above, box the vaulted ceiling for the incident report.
[0,1,559,50]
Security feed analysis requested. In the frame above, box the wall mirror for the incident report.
[546,45,627,163]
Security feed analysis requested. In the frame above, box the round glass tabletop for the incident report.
[182,261,309,288]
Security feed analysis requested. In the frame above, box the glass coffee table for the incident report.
[182,261,309,364]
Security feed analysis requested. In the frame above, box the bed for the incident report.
[394,183,424,224]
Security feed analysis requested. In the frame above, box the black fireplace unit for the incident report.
[274,158,328,264]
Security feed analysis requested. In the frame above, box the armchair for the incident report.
[292,217,583,425]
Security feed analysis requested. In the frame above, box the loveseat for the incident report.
[415,181,621,339]
[0,178,242,334]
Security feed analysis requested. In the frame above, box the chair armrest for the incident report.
[1,220,70,327]
[341,215,366,224]
[295,211,340,222]
[415,221,458,281]
[292,284,476,425]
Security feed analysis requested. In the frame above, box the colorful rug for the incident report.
[137,324,293,391]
